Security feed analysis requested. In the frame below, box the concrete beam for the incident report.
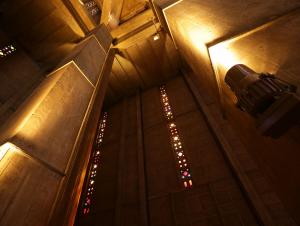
[113,22,160,49]
[111,9,154,39]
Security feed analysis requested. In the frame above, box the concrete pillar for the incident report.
[0,25,114,226]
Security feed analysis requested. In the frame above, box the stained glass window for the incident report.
[78,0,101,25]
[159,85,193,188]
[82,112,107,215]
[0,45,16,58]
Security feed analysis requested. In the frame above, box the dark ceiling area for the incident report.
[0,0,182,107]
[105,30,182,106]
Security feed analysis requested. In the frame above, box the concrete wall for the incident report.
[210,10,300,224]
[0,26,113,226]
[144,76,259,226]
[156,0,300,223]
[0,0,85,69]
[79,76,289,225]
[0,30,43,125]
[160,0,300,105]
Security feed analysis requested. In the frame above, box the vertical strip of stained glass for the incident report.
[0,44,16,58]
[159,85,193,188]
[82,112,108,215]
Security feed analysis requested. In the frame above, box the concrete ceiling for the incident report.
[105,30,182,106]
[0,0,85,70]
[100,0,148,29]
[0,0,182,106]
[163,0,300,45]
[120,0,148,23]
[103,6,184,106]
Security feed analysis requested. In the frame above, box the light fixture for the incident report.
[152,17,160,41]
[225,64,300,138]
[153,34,160,41]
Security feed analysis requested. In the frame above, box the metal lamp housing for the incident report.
[225,64,300,138]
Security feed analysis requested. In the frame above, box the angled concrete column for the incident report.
[0,25,114,226]
[152,0,180,37]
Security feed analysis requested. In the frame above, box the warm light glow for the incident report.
[187,28,212,53]
[0,142,14,161]
[153,34,160,41]
[209,43,239,70]
[108,11,119,29]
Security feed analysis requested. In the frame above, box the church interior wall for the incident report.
[159,1,300,222]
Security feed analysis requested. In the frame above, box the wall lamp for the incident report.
[225,64,300,138]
